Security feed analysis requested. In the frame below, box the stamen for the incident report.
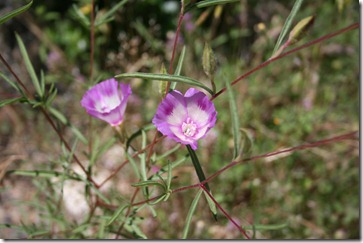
[182,117,197,137]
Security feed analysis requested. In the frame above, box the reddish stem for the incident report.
[173,131,358,193]
[211,22,359,101]
[200,184,250,239]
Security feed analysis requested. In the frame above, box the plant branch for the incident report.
[200,184,250,239]
[211,22,359,101]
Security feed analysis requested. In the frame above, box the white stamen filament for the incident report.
[182,117,197,137]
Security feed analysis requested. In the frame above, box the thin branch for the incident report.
[211,22,359,100]
[201,184,250,239]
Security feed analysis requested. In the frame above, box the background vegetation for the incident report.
[0,0,359,239]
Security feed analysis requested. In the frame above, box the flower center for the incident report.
[182,117,197,137]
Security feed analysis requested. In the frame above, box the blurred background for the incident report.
[0,0,359,239]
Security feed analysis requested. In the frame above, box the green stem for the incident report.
[186,145,210,192]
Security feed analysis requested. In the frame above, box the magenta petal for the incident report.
[81,79,132,126]
[152,88,217,150]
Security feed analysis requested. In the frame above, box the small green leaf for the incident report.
[49,107,67,124]
[203,190,217,218]
[106,205,129,226]
[0,97,25,107]
[70,125,88,145]
[131,180,166,190]
[166,161,172,190]
[225,79,240,159]
[244,223,287,231]
[116,72,214,95]
[182,189,203,239]
[0,0,33,25]
[0,71,20,92]
[72,224,91,234]
[271,0,304,57]
[126,152,141,180]
[238,128,253,159]
[95,0,128,26]
[71,4,90,27]
[15,33,43,97]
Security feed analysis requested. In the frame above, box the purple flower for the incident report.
[81,78,132,126]
[152,88,217,150]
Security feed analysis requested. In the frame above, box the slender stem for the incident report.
[165,2,185,93]
[186,145,211,192]
[200,184,250,239]
[211,22,359,101]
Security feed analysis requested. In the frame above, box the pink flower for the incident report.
[81,78,132,126]
[152,88,217,150]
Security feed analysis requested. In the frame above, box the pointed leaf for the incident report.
[225,79,240,159]
[15,33,43,97]
[182,188,203,239]
[271,0,304,57]
[0,0,33,25]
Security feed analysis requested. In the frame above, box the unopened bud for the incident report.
[158,63,168,97]
[288,16,315,45]
[202,42,217,78]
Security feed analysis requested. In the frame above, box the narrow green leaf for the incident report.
[244,223,287,231]
[155,144,181,161]
[271,0,304,56]
[0,97,25,107]
[71,4,90,27]
[0,0,33,25]
[131,224,148,239]
[238,128,253,159]
[98,219,107,239]
[40,69,45,96]
[15,33,43,97]
[139,130,147,182]
[166,161,172,190]
[131,180,166,190]
[115,72,214,95]
[72,224,91,234]
[106,205,129,226]
[49,107,67,124]
[70,125,88,145]
[6,170,81,181]
[182,188,203,239]
[171,45,187,90]
[196,0,240,8]
[225,79,240,159]
[0,71,20,92]
[126,152,141,180]
[203,190,217,218]
[95,0,128,26]
[90,137,116,166]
